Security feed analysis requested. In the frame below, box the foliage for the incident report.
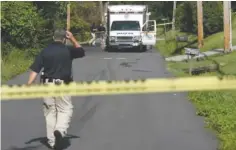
[176,2,197,33]
[232,1,236,12]
[203,1,223,35]
[176,1,223,36]
[1,2,46,53]
[33,1,96,42]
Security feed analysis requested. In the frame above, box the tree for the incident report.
[176,1,223,35]
[203,1,223,35]
[176,2,196,33]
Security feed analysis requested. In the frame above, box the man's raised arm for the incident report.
[66,31,85,59]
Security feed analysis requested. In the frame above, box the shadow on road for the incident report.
[24,134,79,150]
[3,145,42,150]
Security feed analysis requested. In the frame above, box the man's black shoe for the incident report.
[53,130,63,149]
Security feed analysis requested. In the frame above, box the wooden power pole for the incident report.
[197,1,204,49]
[172,1,176,31]
[223,1,231,52]
[66,2,71,45]
[229,1,232,50]
[67,3,71,31]
[99,1,104,24]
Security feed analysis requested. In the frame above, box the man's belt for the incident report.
[41,77,72,84]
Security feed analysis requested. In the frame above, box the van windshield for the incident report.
[111,21,140,31]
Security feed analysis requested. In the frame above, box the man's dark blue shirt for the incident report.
[30,42,85,80]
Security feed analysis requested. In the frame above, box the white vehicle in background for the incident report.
[104,5,157,52]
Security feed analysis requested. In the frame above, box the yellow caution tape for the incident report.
[1,76,236,101]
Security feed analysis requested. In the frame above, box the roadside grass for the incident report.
[165,48,236,150]
[156,30,197,57]
[1,50,33,83]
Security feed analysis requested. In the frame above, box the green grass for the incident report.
[1,50,33,83]
[156,30,197,57]
[166,51,236,150]
[200,14,236,51]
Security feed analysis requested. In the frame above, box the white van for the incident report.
[104,5,157,52]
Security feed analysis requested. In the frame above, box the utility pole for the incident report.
[223,1,230,52]
[229,1,232,51]
[104,2,108,24]
[66,2,71,45]
[197,1,204,49]
[104,1,108,15]
[99,1,104,24]
[172,1,176,31]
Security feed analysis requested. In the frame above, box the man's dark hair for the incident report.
[54,29,66,41]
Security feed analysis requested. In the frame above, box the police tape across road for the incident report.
[1,76,236,100]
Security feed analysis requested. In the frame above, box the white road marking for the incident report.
[102,57,127,60]
[116,58,126,60]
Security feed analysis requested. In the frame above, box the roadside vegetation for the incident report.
[1,1,101,83]
[167,52,236,150]
[157,3,236,57]
[156,2,236,150]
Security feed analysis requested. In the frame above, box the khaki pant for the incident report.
[89,33,96,46]
[43,83,73,146]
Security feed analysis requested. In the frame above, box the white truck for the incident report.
[104,5,157,52]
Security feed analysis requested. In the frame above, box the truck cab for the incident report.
[104,5,156,52]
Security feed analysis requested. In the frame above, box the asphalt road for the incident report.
[2,46,218,150]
